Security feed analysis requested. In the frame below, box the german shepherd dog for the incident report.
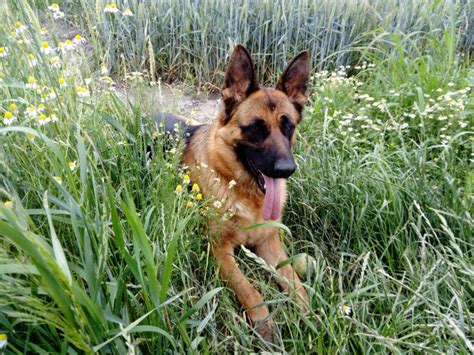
[158,45,311,341]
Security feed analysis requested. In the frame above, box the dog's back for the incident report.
[152,112,204,149]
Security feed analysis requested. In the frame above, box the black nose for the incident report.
[274,158,296,178]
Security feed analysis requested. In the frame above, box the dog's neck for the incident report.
[195,116,263,200]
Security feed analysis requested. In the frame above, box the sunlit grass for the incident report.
[0,0,473,353]
[52,0,473,88]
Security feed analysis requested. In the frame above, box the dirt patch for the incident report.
[50,21,220,123]
[114,81,220,123]
[155,84,220,123]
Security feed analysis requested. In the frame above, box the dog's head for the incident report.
[216,45,310,219]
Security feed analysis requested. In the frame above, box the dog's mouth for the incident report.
[247,157,282,221]
[247,158,266,193]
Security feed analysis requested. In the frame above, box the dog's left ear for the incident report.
[221,45,258,123]
[276,51,311,113]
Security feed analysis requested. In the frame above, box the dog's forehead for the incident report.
[236,88,298,125]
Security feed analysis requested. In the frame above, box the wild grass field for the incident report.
[0,0,473,353]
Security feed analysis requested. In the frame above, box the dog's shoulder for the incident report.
[185,123,206,144]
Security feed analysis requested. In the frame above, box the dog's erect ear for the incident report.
[276,51,311,113]
[221,45,258,123]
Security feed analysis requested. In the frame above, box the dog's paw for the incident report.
[255,318,279,343]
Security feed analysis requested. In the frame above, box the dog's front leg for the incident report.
[254,233,309,310]
[212,241,277,341]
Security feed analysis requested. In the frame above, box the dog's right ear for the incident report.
[221,45,258,123]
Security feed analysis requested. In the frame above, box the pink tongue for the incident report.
[262,175,282,221]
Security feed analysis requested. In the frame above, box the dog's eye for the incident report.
[280,115,295,137]
[241,119,269,144]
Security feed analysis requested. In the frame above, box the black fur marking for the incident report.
[154,112,188,134]
[266,97,276,111]
[223,97,236,122]
[292,102,303,115]
[234,143,265,192]
[240,118,269,145]
[147,112,194,158]
[280,115,295,139]
[185,124,204,145]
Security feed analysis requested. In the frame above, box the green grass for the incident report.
[30,0,474,88]
[0,0,473,353]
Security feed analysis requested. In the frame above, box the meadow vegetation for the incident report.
[0,0,472,353]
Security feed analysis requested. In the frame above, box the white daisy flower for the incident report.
[48,3,60,12]
[123,8,134,16]
[58,77,67,88]
[36,114,51,126]
[104,4,120,13]
[40,41,53,55]
[51,56,61,68]
[14,22,27,34]
[25,76,37,89]
[3,111,16,125]
[26,106,38,118]
[0,47,8,57]
[57,40,74,53]
[338,304,352,316]
[76,86,90,97]
[0,333,7,349]
[53,11,65,19]
[100,65,109,75]
[48,89,58,100]
[73,34,85,45]
[4,200,13,209]
[68,160,77,171]
[28,53,37,67]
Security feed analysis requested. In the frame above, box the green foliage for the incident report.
[60,0,471,87]
[0,0,472,353]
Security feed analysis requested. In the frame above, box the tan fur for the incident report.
[181,46,310,342]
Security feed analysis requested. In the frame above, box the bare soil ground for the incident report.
[55,22,220,123]
[114,81,220,123]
